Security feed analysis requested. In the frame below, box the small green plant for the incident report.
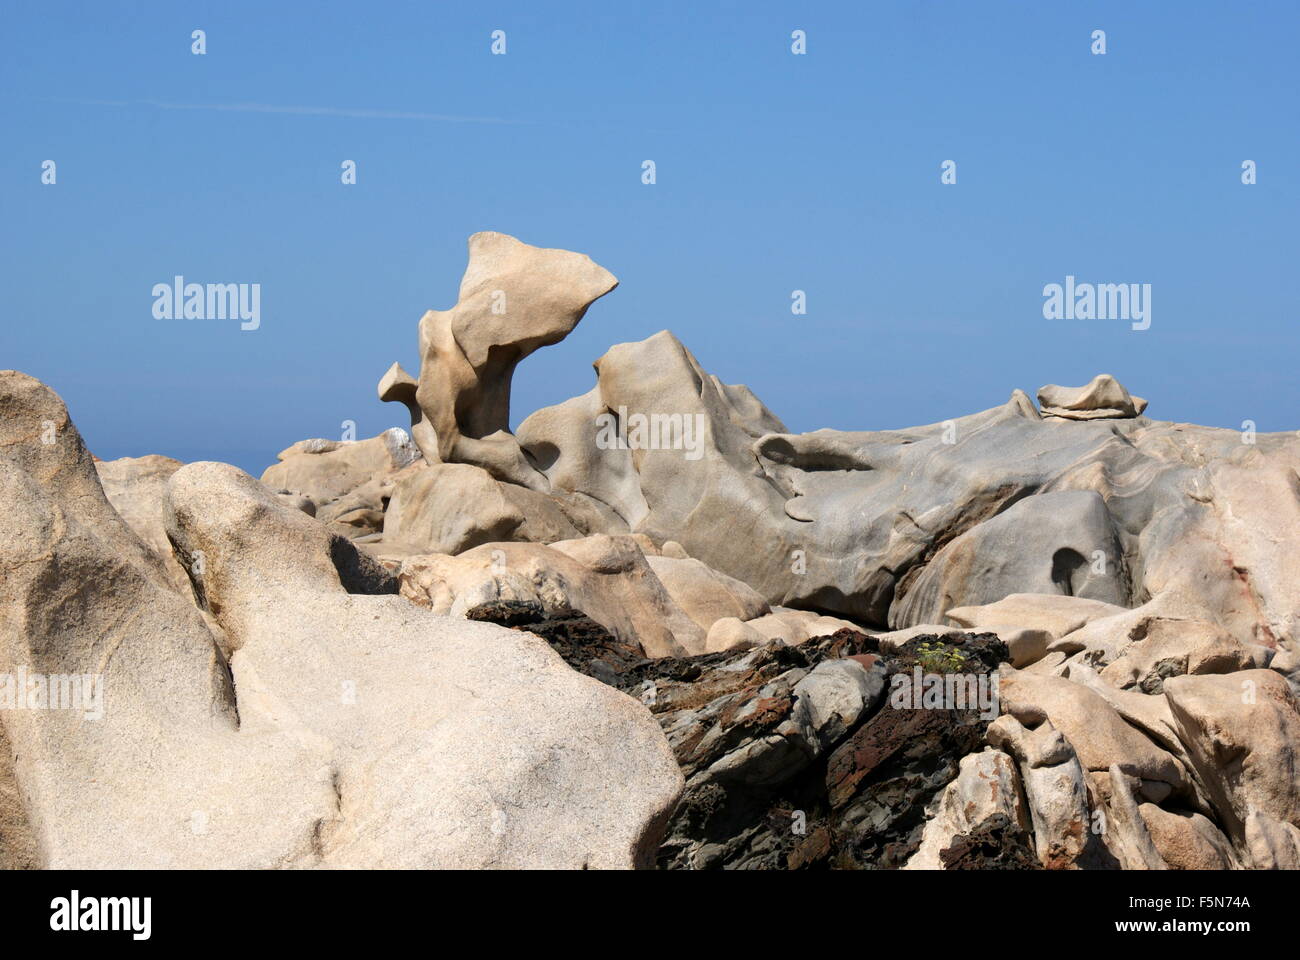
[915,641,968,674]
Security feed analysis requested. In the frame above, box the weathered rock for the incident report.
[743,607,864,646]
[0,722,38,869]
[95,454,188,592]
[0,371,335,868]
[351,236,1300,668]
[873,623,974,653]
[17,230,1300,873]
[1100,617,1270,692]
[547,628,1011,869]
[466,606,647,685]
[790,658,888,753]
[1048,602,1173,663]
[1037,375,1148,420]
[904,747,1032,869]
[660,540,690,559]
[1244,810,1300,869]
[1096,763,1168,870]
[261,428,420,538]
[1,370,687,869]
[276,491,317,516]
[395,536,705,657]
[874,620,1051,667]
[999,670,1185,795]
[1138,803,1237,870]
[705,616,764,654]
[1060,662,1188,762]
[1163,670,1300,848]
[379,460,622,556]
[166,460,683,868]
[645,555,771,633]
[986,715,1093,868]
[378,231,618,489]
[935,813,1043,869]
[893,490,1127,626]
[947,593,1128,641]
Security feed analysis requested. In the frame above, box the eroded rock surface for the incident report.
[378,231,618,490]
[488,618,1013,869]
[260,428,421,539]
[0,372,682,868]
[1037,374,1148,420]
[8,232,1300,872]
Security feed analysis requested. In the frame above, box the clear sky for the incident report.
[4,1,1297,474]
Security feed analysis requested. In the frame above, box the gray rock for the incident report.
[789,657,887,753]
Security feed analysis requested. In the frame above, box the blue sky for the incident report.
[3,1,1297,473]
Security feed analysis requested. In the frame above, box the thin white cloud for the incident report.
[43,97,528,124]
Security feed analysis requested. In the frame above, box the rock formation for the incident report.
[378,231,618,491]
[0,370,681,868]
[260,428,422,539]
[1037,374,1148,420]
[3,231,1299,871]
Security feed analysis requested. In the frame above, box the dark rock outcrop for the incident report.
[472,602,1018,869]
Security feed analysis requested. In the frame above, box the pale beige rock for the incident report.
[1024,650,1069,675]
[485,258,1300,656]
[705,617,763,654]
[810,616,860,638]
[1244,811,1300,869]
[892,490,1126,626]
[1272,647,1300,699]
[1061,663,1187,760]
[999,669,1184,792]
[1100,617,1269,691]
[1138,803,1237,870]
[276,491,316,516]
[518,329,803,606]
[645,555,771,633]
[0,722,38,869]
[1048,602,1169,663]
[1037,374,1148,420]
[904,747,1030,869]
[379,232,618,490]
[948,593,1127,640]
[986,715,1091,868]
[0,371,337,868]
[630,534,661,555]
[95,454,188,592]
[1163,670,1300,847]
[263,431,417,504]
[1,372,685,867]
[1097,763,1168,870]
[1272,646,1300,678]
[1183,459,1300,648]
[261,429,420,539]
[660,540,689,559]
[744,611,810,645]
[167,462,684,867]
[741,607,861,646]
[398,536,705,658]
[996,627,1052,668]
[515,383,651,529]
[1087,433,1300,654]
[380,460,621,557]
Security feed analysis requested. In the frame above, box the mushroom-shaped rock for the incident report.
[378,232,618,490]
